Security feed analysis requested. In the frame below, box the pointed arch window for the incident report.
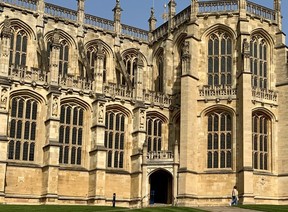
[146,117,162,152]
[207,111,232,168]
[86,45,107,82]
[208,32,232,86]
[8,97,38,161]
[59,40,69,77]
[252,112,270,170]
[104,110,125,168]
[120,54,139,87]
[59,104,84,165]
[47,39,69,78]
[250,36,268,89]
[9,28,27,69]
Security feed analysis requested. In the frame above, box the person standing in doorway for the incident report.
[230,186,238,206]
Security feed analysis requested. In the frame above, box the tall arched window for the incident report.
[250,36,268,89]
[207,111,232,168]
[86,45,107,82]
[120,54,138,87]
[59,104,84,165]
[104,110,125,168]
[87,46,97,80]
[208,32,232,86]
[146,117,162,152]
[8,97,38,161]
[9,28,27,68]
[47,39,69,78]
[252,112,270,170]
[59,40,69,77]
[155,56,164,93]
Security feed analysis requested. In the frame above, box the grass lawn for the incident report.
[238,205,288,212]
[0,205,207,212]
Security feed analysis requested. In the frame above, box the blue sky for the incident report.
[45,0,287,44]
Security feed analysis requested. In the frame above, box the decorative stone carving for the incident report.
[52,96,58,117]
[52,29,60,45]
[0,88,8,109]
[242,38,250,57]
[1,16,12,38]
[98,103,104,123]
[182,41,190,56]
[139,110,145,130]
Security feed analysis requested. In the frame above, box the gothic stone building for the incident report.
[0,0,287,207]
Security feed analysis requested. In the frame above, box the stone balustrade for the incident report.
[58,74,93,91]
[44,2,77,21]
[252,87,278,102]
[198,0,239,14]
[0,0,277,42]
[147,151,173,160]
[172,5,190,28]
[121,24,149,41]
[0,0,37,11]
[142,90,172,107]
[84,14,114,31]
[8,65,47,84]
[199,85,237,98]
[246,1,275,21]
[103,82,133,100]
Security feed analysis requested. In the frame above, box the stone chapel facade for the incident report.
[0,0,287,207]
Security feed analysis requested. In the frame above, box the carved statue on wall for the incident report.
[182,41,190,56]
[0,88,8,109]
[52,29,60,45]
[242,38,250,57]
[52,97,58,116]
[98,104,104,123]
[139,110,145,130]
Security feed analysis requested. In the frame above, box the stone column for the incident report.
[274,0,282,30]
[94,43,105,94]
[113,0,122,35]
[36,0,49,74]
[77,0,85,24]
[168,0,176,29]
[163,38,173,94]
[148,7,157,43]
[134,54,144,102]
[236,19,254,203]
[88,97,107,204]
[178,25,199,200]
[190,0,198,22]
[0,17,12,77]
[274,24,288,200]
[141,141,148,207]
[0,84,10,201]
[172,140,179,205]
[131,105,146,205]
[0,15,12,203]
[239,0,247,19]
[42,89,61,202]
[48,30,61,85]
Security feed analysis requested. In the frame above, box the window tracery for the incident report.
[9,27,27,68]
[250,36,268,89]
[207,111,232,168]
[252,112,270,170]
[8,97,38,161]
[104,110,125,168]
[207,32,232,86]
[146,116,162,152]
[59,103,84,165]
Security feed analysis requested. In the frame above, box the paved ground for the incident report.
[198,206,262,212]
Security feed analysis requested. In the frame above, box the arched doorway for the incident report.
[149,169,173,204]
